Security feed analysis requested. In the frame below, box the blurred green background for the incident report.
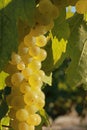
[43,59,87,119]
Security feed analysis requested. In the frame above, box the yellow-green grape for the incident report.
[36,35,47,47]
[37,89,45,99]
[16,109,29,121]
[29,45,40,57]
[11,72,24,87]
[76,0,87,14]
[35,49,47,61]
[27,114,41,126]
[10,52,21,65]
[17,61,25,70]
[29,74,43,89]
[18,122,35,130]
[28,59,41,71]
[37,70,45,81]
[36,98,45,110]
[38,0,53,16]
[11,95,25,109]
[20,81,31,94]
[25,105,38,114]
[22,67,33,80]
[24,91,38,105]
[24,34,36,47]
[18,42,29,56]
[30,25,48,36]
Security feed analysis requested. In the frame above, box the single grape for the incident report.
[36,98,45,110]
[35,49,47,61]
[16,109,29,121]
[25,105,38,114]
[27,114,41,126]
[20,81,31,93]
[22,67,33,79]
[29,74,43,89]
[37,89,45,99]
[36,35,47,47]
[10,52,21,65]
[18,42,29,56]
[24,91,38,105]
[28,59,41,71]
[24,34,36,47]
[17,61,25,70]
[11,72,24,87]
[37,70,45,81]
[29,45,40,57]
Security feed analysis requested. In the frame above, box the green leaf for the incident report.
[3,86,11,96]
[66,13,87,87]
[42,40,54,75]
[52,9,70,40]
[15,0,35,27]
[51,33,68,65]
[0,100,8,120]
[43,73,52,86]
[1,116,10,130]
[0,71,9,90]
[0,8,18,71]
[78,40,87,89]
[42,33,67,75]
[0,0,35,71]
[0,0,12,10]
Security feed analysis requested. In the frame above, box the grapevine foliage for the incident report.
[0,0,35,71]
[66,13,87,88]
[0,0,87,130]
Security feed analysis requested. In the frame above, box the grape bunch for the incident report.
[6,25,50,130]
[5,0,60,129]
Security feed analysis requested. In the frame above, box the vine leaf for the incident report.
[0,71,9,90]
[52,9,70,40]
[78,40,87,89]
[0,0,35,71]
[0,0,12,10]
[51,34,67,65]
[1,116,10,130]
[43,73,52,86]
[0,100,8,120]
[42,33,67,75]
[66,13,87,88]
